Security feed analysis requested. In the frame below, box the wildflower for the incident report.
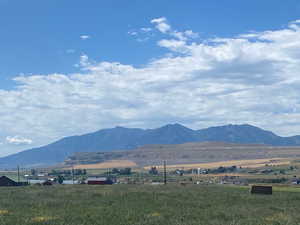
[150,212,160,217]
[32,216,56,222]
[0,210,9,215]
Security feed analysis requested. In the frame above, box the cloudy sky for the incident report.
[1,0,300,156]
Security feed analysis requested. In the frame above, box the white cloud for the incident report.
[128,31,138,36]
[291,19,300,24]
[80,35,91,40]
[1,18,300,156]
[6,136,33,145]
[151,17,199,41]
[127,28,153,42]
[79,54,90,68]
[157,39,189,53]
[141,27,152,32]
[151,17,171,33]
[184,30,199,39]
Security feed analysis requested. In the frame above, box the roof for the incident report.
[0,176,18,186]
[28,179,46,184]
[0,176,16,181]
[87,177,109,182]
[63,180,79,184]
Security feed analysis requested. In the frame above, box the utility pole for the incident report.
[17,165,20,183]
[163,160,167,185]
[72,165,75,184]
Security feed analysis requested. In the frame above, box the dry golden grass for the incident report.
[144,158,291,170]
[72,160,137,169]
[186,173,248,177]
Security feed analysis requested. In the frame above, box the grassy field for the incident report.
[72,160,137,169]
[1,184,300,225]
[143,158,292,170]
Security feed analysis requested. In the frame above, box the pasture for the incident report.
[1,184,300,225]
[143,157,292,170]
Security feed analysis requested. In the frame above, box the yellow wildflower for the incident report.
[32,216,56,222]
[0,210,9,215]
[150,212,160,217]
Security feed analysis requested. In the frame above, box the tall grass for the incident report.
[0,184,300,225]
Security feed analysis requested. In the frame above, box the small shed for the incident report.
[87,177,113,185]
[0,176,18,187]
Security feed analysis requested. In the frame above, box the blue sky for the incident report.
[1,0,300,88]
[1,0,300,156]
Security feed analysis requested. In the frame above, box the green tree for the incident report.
[149,167,158,175]
[58,175,64,184]
[120,168,131,175]
[31,169,36,176]
[112,168,120,174]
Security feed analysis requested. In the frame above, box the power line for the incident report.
[163,160,167,185]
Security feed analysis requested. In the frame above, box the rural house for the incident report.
[0,176,18,187]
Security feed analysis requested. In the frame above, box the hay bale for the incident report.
[250,185,272,195]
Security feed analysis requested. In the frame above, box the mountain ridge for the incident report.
[1,123,300,168]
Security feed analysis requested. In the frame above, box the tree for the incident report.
[31,169,36,176]
[58,175,64,184]
[149,167,158,175]
[120,168,131,175]
[112,168,120,174]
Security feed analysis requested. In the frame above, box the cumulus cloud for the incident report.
[6,136,33,145]
[151,17,171,33]
[1,18,300,156]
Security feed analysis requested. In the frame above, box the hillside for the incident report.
[65,142,300,167]
[2,123,300,168]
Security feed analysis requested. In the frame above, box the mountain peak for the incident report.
[211,123,267,131]
[160,123,191,130]
[114,126,127,129]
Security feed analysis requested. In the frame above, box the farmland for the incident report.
[143,158,292,170]
[73,160,137,169]
[1,184,300,225]
[65,142,300,168]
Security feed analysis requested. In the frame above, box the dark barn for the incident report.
[0,176,18,187]
[87,177,113,185]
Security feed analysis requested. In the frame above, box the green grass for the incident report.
[1,184,300,225]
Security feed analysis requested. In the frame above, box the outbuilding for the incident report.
[87,177,113,185]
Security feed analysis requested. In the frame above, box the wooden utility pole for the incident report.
[163,161,167,185]
[72,165,75,184]
[17,165,20,183]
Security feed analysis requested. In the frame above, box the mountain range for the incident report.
[1,123,300,168]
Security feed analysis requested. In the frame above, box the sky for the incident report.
[1,0,300,156]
